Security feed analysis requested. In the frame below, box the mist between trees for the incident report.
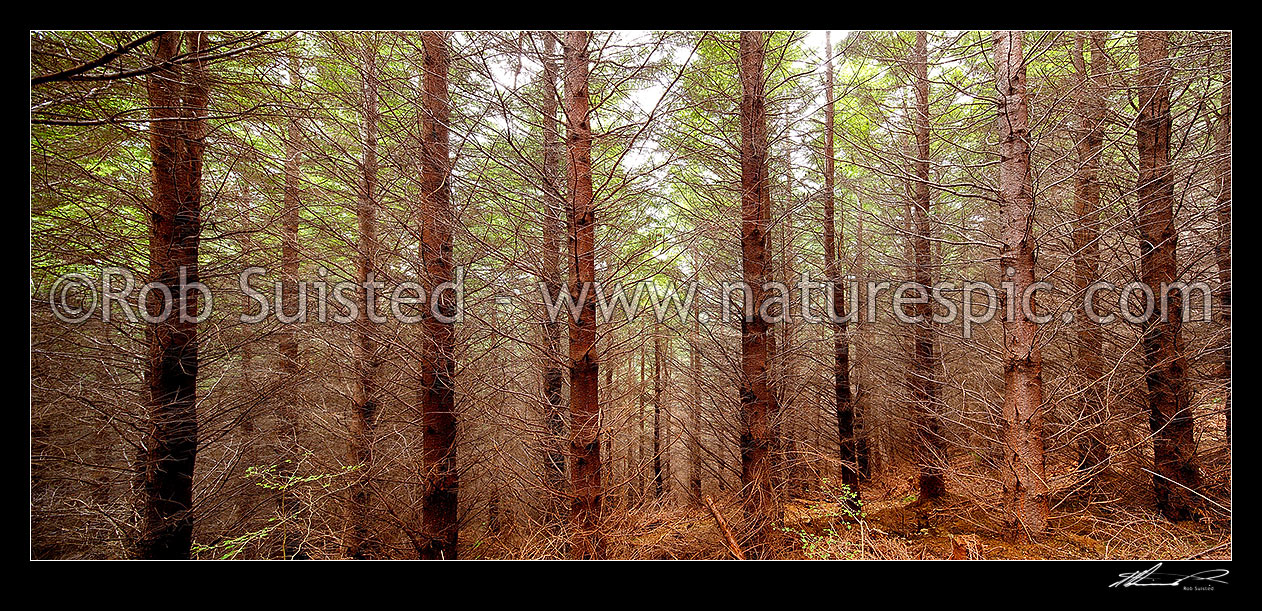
[30,30,1231,560]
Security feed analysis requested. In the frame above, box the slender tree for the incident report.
[653,328,665,498]
[1135,30,1202,521]
[822,31,858,496]
[538,32,568,515]
[564,29,604,559]
[419,30,460,558]
[637,340,647,501]
[1070,32,1109,473]
[738,31,782,556]
[995,30,1049,541]
[689,312,703,502]
[1212,42,1231,443]
[778,150,804,492]
[910,31,946,501]
[134,31,207,560]
[854,194,876,476]
[345,36,381,560]
[603,365,614,491]
[278,52,308,560]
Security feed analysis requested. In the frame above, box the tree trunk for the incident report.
[604,364,614,491]
[537,32,568,519]
[1135,30,1202,522]
[823,31,858,496]
[1070,32,1110,474]
[995,30,1049,542]
[344,38,382,559]
[1213,42,1231,443]
[278,52,307,560]
[779,154,806,493]
[134,31,206,560]
[689,313,703,502]
[637,340,646,501]
[624,355,635,502]
[653,328,665,498]
[419,30,460,558]
[738,31,782,557]
[910,31,946,501]
[854,197,876,478]
[563,30,604,559]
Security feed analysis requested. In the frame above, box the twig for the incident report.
[1183,541,1230,560]
[1141,468,1230,512]
[703,495,745,560]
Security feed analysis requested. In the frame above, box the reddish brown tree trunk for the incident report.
[1070,32,1110,474]
[822,31,858,496]
[563,30,604,559]
[1213,44,1231,443]
[604,364,614,491]
[345,38,381,560]
[537,32,568,518]
[738,31,781,557]
[778,154,804,493]
[637,340,646,501]
[995,30,1049,542]
[910,31,946,501]
[419,31,460,558]
[689,313,703,503]
[653,328,665,498]
[1135,31,1202,522]
[134,31,206,560]
[855,202,876,477]
[278,53,307,560]
[625,355,636,501]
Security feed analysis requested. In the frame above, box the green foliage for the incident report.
[189,459,360,559]
[244,457,360,491]
[783,478,866,559]
[191,524,277,560]
[784,523,853,560]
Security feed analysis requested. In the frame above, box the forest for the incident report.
[30,30,1231,561]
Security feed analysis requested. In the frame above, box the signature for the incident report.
[1110,563,1229,588]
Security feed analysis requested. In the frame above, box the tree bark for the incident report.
[278,52,307,560]
[855,197,876,477]
[134,31,206,560]
[345,37,381,560]
[1070,32,1110,474]
[911,31,946,501]
[636,338,646,502]
[419,30,460,558]
[604,363,614,491]
[690,313,703,502]
[653,328,665,498]
[1212,41,1231,443]
[563,30,604,559]
[637,340,646,501]
[738,31,782,557]
[778,153,805,492]
[1135,30,1202,522]
[537,32,568,522]
[823,31,858,496]
[995,30,1049,541]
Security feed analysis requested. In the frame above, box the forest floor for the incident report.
[479,452,1230,559]
[591,447,1232,560]
[778,480,1229,560]
[484,406,1231,560]
[594,474,1230,560]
